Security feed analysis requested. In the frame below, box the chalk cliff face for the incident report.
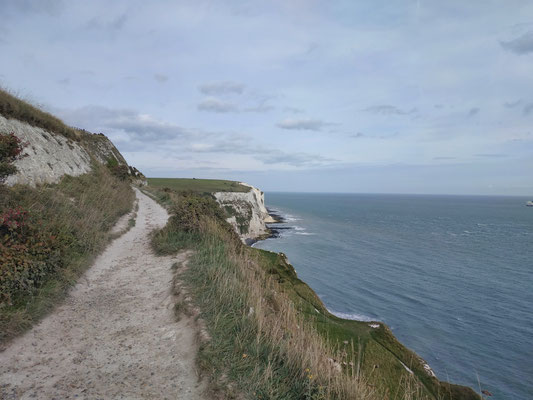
[0,115,144,186]
[214,183,275,243]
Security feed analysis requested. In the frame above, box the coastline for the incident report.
[251,203,480,400]
[247,208,285,246]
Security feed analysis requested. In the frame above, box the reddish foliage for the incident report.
[0,133,23,161]
[0,207,28,232]
[0,133,25,183]
[0,207,61,305]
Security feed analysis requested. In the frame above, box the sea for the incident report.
[253,193,533,400]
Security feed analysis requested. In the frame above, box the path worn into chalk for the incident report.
[0,189,205,399]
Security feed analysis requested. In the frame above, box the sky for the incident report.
[1,0,532,195]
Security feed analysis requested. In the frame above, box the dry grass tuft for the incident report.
[192,219,376,399]
[0,88,80,140]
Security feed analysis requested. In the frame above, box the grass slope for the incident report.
[255,250,479,400]
[148,177,250,194]
[0,88,80,140]
[147,186,480,400]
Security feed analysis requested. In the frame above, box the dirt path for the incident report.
[0,189,205,399]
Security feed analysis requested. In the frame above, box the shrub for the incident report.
[151,190,237,255]
[168,191,228,233]
[106,157,130,181]
[0,165,135,342]
[0,133,24,183]
[109,164,130,181]
[0,207,61,305]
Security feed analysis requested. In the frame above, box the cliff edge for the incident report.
[214,182,276,243]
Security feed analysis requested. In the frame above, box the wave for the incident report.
[329,309,376,322]
[284,213,302,222]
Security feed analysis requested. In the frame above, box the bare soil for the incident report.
[0,188,205,399]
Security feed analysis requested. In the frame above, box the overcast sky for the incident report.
[1,0,532,194]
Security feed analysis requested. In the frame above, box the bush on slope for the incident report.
[0,165,134,344]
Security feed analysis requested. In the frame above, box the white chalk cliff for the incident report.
[214,183,276,243]
[0,115,144,186]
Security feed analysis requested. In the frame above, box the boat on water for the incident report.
[527,201,533,207]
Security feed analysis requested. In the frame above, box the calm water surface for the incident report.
[254,193,533,400]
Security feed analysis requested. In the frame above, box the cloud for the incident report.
[504,99,521,108]
[363,105,416,115]
[86,14,128,32]
[276,118,333,131]
[58,105,331,167]
[57,106,192,144]
[185,136,334,167]
[506,132,533,142]
[258,150,335,167]
[198,81,245,95]
[244,91,276,113]
[503,100,533,115]
[154,73,169,83]
[500,31,533,54]
[305,42,319,55]
[474,153,507,158]
[197,98,239,113]
[433,156,457,160]
[0,25,8,43]
[468,107,480,117]
[283,106,304,114]
[243,104,274,113]
[349,131,399,140]
[523,103,533,115]
[2,0,64,16]
[197,96,273,113]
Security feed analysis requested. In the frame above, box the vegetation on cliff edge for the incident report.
[148,177,250,194]
[147,184,480,400]
[0,88,80,140]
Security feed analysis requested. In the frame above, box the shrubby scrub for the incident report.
[0,133,24,183]
[0,165,134,343]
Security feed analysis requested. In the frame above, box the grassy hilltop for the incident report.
[148,177,250,193]
[146,179,480,400]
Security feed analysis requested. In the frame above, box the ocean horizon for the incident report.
[255,192,532,400]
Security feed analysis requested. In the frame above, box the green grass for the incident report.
[148,186,480,400]
[253,249,478,400]
[147,177,250,194]
[0,88,80,140]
